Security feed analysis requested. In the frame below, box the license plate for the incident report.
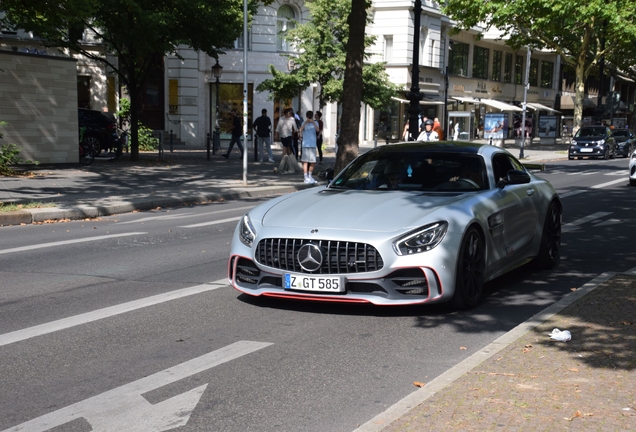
[284,273,344,292]
[580,148,594,152]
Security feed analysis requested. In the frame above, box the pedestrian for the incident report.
[417,119,439,141]
[402,119,410,141]
[275,108,297,157]
[433,117,444,140]
[253,108,274,162]
[315,111,324,164]
[293,110,303,160]
[299,110,320,184]
[222,110,244,159]
[453,122,460,141]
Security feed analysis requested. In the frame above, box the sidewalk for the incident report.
[0,140,568,226]
[362,271,636,431]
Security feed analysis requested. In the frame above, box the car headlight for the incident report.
[570,141,577,147]
[239,214,257,247]
[393,222,448,255]
[597,139,605,146]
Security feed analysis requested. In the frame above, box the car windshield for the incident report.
[612,130,629,137]
[329,151,488,192]
[575,127,606,137]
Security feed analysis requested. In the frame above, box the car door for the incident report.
[490,153,539,262]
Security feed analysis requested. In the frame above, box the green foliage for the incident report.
[137,125,159,151]
[117,98,157,151]
[0,122,38,176]
[257,0,397,110]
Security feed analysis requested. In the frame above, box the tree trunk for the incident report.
[573,26,592,135]
[334,0,367,174]
[128,78,141,161]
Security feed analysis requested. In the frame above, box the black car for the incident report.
[78,108,118,155]
[568,126,616,160]
[611,128,635,158]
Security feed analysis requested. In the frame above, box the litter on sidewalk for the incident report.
[548,328,572,341]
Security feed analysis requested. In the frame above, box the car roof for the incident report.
[373,141,507,158]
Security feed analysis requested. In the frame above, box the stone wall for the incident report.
[0,51,78,164]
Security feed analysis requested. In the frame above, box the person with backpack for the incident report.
[253,108,274,162]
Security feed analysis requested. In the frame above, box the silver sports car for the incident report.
[228,142,562,309]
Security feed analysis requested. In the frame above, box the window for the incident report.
[77,76,91,109]
[514,55,524,84]
[541,61,554,88]
[384,35,393,62]
[529,59,538,87]
[429,39,435,67]
[277,5,296,51]
[504,53,512,83]
[449,41,469,76]
[473,46,489,79]
[492,51,502,82]
[234,32,251,50]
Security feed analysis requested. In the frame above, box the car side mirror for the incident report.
[497,170,531,188]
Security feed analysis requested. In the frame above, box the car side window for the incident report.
[491,154,515,184]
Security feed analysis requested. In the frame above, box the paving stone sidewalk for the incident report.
[381,273,636,431]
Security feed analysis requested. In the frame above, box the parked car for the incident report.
[568,126,616,160]
[78,108,118,155]
[611,128,635,158]
[629,149,636,186]
[228,142,562,310]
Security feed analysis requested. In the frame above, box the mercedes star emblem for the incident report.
[297,243,323,272]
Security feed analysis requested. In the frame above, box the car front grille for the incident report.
[255,238,384,274]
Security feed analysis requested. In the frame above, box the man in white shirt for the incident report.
[417,119,439,141]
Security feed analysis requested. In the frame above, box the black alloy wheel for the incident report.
[451,227,485,310]
[84,135,103,156]
[535,202,562,269]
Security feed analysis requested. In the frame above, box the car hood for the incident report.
[260,188,467,232]
[573,136,606,143]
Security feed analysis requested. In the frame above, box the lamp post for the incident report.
[520,47,531,159]
[212,60,223,155]
[407,0,423,141]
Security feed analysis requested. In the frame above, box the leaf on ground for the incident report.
[566,410,583,421]
[413,382,426,388]
[567,368,579,372]
[621,321,633,325]
[525,344,532,348]
[570,287,577,291]
[460,346,467,350]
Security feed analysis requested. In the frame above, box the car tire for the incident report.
[84,135,103,156]
[451,227,485,310]
[630,178,636,186]
[534,202,562,270]
[568,155,573,160]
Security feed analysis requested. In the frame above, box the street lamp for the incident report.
[212,59,223,154]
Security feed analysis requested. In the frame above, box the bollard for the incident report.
[374,134,378,148]
[213,128,220,154]
[207,133,211,160]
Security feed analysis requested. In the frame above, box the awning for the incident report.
[479,99,523,112]
[452,96,523,112]
[391,96,445,105]
[526,102,561,114]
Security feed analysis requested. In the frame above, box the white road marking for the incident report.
[0,278,229,347]
[593,218,622,227]
[118,205,254,225]
[592,178,628,188]
[0,232,148,256]
[562,212,613,233]
[581,170,599,175]
[178,216,242,228]
[2,341,273,432]
[604,171,626,176]
[559,190,586,199]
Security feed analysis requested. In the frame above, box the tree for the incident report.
[0,0,257,160]
[442,0,636,133]
[256,0,396,172]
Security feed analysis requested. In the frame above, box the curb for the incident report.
[354,271,618,432]
[0,184,309,226]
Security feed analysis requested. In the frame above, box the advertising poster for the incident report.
[538,115,557,138]
[484,113,507,139]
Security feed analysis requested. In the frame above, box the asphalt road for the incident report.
[1,157,635,432]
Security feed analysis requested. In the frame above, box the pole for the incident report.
[242,0,248,185]
[443,66,449,141]
[520,47,531,159]
[407,0,422,141]
[214,76,220,154]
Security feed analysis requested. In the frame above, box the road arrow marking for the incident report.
[3,341,272,432]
